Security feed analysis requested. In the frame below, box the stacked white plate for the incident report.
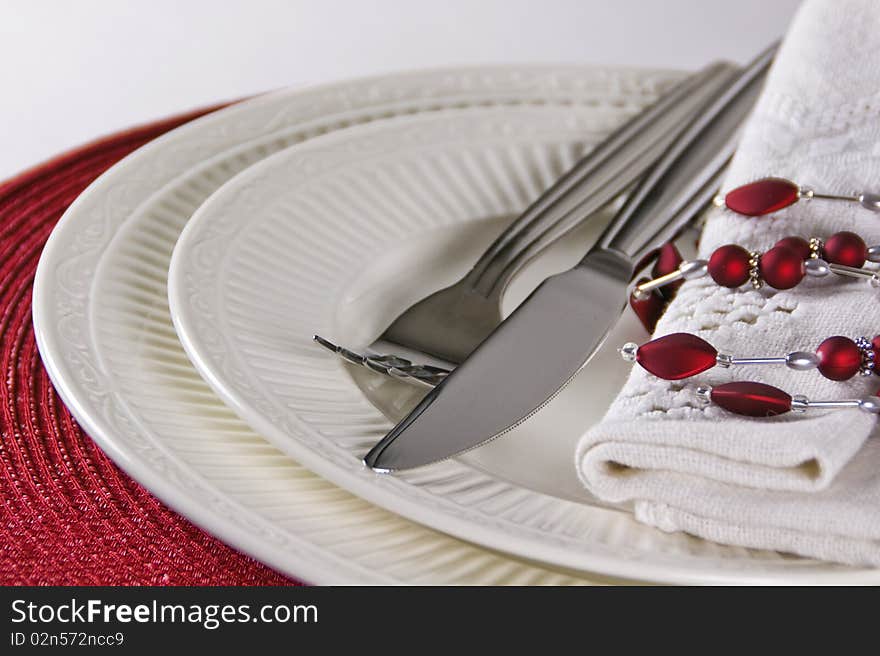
[33,65,875,584]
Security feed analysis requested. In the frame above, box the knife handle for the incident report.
[590,43,776,269]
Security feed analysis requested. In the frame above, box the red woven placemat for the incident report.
[0,107,296,585]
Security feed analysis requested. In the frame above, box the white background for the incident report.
[1,0,801,179]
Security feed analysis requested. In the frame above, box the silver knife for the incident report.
[364,45,776,472]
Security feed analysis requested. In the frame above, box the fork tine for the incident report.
[312,334,339,353]
[313,334,450,388]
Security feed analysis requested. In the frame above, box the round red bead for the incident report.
[724,177,800,216]
[823,231,867,268]
[710,381,792,417]
[816,336,862,381]
[708,244,752,288]
[636,332,718,380]
[652,242,684,299]
[773,236,811,262]
[758,245,805,290]
[629,278,667,333]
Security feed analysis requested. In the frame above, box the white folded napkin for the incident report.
[577,0,880,566]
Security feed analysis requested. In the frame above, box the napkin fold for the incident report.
[577,0,880,566]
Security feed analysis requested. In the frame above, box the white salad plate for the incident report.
[168,100,877,583]
[33,65,686,585]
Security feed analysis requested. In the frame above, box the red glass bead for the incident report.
[710,381,792,417]
[823,231,867,268]
[652,242,684,300]
[708,244,751,288]
[816,336,862,381]
[724,177,800,216]
[758,245,805,290]
[629,278,667,333]
[636,332,718,380]
[773,236,811,262]
[651,241,684,302]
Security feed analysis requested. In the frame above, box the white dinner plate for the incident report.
[168,102,878,583]
[34,65,679,584]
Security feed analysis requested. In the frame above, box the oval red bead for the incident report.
[816,336,862,381]
[708,244,752,287]
[629,278,667,333]
[652,242,684,299]
[710,382,792,417]
[823,231,867,268]
[724,177,800,216]
[773,236,812,262]
[759,245,805,290]
[636,332,717,380]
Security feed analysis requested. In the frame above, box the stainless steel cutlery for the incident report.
[378,60,737,363]
[363,45,776,473]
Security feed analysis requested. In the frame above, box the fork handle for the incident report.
[460,60,736,299]
[594,44,775,265]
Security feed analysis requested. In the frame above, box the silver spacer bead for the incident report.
[619,342,639,363]
[712,194,725,208]
[867,245,880,263]
[859,397,880,414]
[695,385,713,405]
[748,250,763,289]
[786,351,820,371]
[631,287,651,301]
[856,336,875,376]
[859,192,880,212]
[808,237,824,260]
[804,257,830,277]
[680,259,709,280]
[790,394,809,413]
[715,353,733,368]
[798,185,815,200]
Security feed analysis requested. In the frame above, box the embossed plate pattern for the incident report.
[169,102,877,582]
[35,66,684,584]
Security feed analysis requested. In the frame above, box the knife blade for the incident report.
[364,45,776,472]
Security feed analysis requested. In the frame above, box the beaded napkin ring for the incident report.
[694,381,880,418]
[715,177,880,216]
[627,180,880,418]
[620,332,878,382]
[631,231,880,300]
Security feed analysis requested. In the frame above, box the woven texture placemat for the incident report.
[0,107,296,585]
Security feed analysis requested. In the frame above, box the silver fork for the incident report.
[370,61,738,364]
